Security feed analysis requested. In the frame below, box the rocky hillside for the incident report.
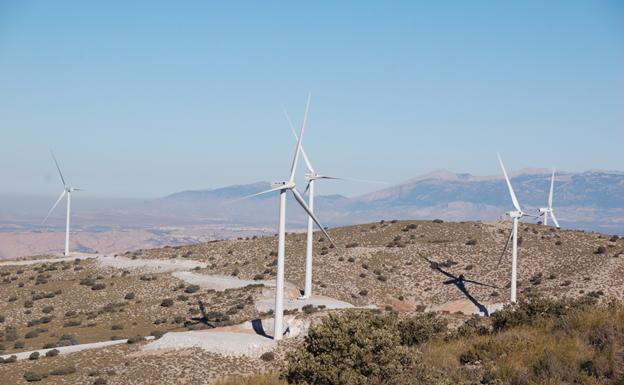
[1,220,623,384]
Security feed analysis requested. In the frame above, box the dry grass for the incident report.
[214,373,286,385]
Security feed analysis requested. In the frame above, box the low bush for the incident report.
[24,371,45,382]
[91,282,106,291]
[260,351,275,361]
[49,366,76,376]
[160,298,174,307]
[126,336,146,344]
[184,285,200,294]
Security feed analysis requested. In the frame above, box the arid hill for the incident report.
[0,220,622,384]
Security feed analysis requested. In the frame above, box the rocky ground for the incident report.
[0,219,622,384]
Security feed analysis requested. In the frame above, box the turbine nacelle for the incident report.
[538,207,548,214]
[508,210,523,219]
[271,181,295,190]
[305,172,319,181]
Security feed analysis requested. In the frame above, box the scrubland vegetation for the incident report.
[220,294,624,385]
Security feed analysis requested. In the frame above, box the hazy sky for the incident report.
[1,1,622,199]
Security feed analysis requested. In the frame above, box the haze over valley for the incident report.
[2,168,622,259]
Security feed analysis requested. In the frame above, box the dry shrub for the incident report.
[422,295,624,384]
[214,373,286,385]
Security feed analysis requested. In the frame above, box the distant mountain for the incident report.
[343,169,624,233]
[2,170,623,236]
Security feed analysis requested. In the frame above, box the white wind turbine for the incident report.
[283,110,384,300]
[497,153,537,303]
[237,95,337,340]
[42,153,82,256]
[537,169,560,228]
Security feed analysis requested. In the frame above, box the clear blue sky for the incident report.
[1,1,622,198]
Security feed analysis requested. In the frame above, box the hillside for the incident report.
[0,220,623,383]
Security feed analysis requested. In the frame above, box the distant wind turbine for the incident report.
[283,109,384,300]
[42,153,83,256]
[236,95,337,340]
[538,169,560,228]
[497,153,537,303]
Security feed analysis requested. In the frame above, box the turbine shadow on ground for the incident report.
[423,256,498,316]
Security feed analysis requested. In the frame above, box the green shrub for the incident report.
[184,285,199,294]
[49,366,76,376]
[398,312,448,346]
[91,282,106,291]
[285,310,439,385]
[491,294,596,331]
[24,371,44,382]
[260,351,275,361]
[127,336,146,344]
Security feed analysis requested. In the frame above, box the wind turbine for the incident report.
[237,95,337,340]
[537,169,560,228]
[42,153,82,256]
[283,110,384,300]
[496,153,536,303]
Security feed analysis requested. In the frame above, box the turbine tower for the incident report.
[237,95,337,340]
[42,153,82,256]
[538,169,560,228]
[283,111,383,300]
[497,153,535,303]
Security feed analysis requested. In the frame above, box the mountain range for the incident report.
[1,168,622,259]
[128,168,624,234]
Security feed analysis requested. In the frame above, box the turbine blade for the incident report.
[51,152,66,186]
[290,187,337,248]
[550,211,561,228]
[226,186,283,204]
[548,169,555,208]
[283,106,314,173]
[303,181,312,195]
[497,153,521,212]
[497,229,513,268]
[42,190,67,224]
[288,94,311,183]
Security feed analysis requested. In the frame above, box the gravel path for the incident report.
[0,256,79,266]
[97,256,207,272]
[171,271,297,292]
[143,330,275,357]
[0,336,155,361]
[255,295,355,313]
